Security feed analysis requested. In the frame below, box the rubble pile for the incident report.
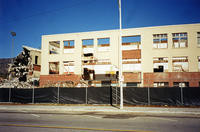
[0,47,34,88]
[0,78,34,88]
[8,47,32,82]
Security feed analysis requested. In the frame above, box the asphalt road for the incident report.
[0,111,200,132]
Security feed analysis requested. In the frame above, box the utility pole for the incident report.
[118,0,123,109]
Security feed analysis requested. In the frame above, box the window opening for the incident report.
[153,34,168,49]
[49,41,60,54]
[82,39,94,47]
[49,62,59,74]
[172,33,188,48]
[35,56,38,65]
[153,82,169,87]
[197,32,200,47]
[198,56,200,71]
[98,38,110,46]
[122,59,141,72]
[172,57,188,72]
[122,36,141,50]
[97,38,110,51]
[63,61,74,74]
[173,82,189,87]
[153,57,168,72]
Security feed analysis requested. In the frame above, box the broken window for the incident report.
[172,57,188,72]
[82,67,95,80]
[153,82,169,87]
[122,59,141,72]
[173,82,189,87]
[172,33,188,48]
[82,53,94,61]
[82,39,94,54]
[122,36,141,50]
[49,41,60,54]
[97,38,110,51]
[64,40,74,53]
[153,34,168,49]
[153,57,168,72]
[49,62,59,74]
[197,32,200,47]
[35,56,38,65]
[63,61,74,74]
[91,59,117,75]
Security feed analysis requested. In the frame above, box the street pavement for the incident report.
[0,104,200,117]
[0,104,200,132]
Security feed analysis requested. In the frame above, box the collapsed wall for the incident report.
[8,47,32,82]
[0,47,37,88]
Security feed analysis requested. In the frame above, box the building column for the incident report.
[59,40,64,74]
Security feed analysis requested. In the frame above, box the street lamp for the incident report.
[10,31,16,63]
[118,0,123,109]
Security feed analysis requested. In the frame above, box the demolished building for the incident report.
[0,46,41,88]
[40,23,200,87]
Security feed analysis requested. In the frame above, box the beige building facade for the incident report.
[40,23,200,87]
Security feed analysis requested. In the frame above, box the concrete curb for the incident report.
[0,105,200,116]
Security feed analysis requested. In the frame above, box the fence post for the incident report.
[9,88,11,102]
[147,78,150,106]
[85,87,88,104]
[116,86,118,105]
[57,82,60,104]
[180,87,184,105]
[32,87,34,104]
[148,87,150,106]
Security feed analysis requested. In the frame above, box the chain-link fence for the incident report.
[0,85,200,106]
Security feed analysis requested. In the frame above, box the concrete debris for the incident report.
[76,80,88,87]
[0,78,34,88]
[0,47,36,88]
[8,47,32,82]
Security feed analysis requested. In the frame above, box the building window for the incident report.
[153,34,168,49]
[198,56,200,71]
[126,82,139,87]
[172,33,188,48]
[63,61,74,74]
[172,57,188,72]
[122,36,141,50]
[49,41,60,54]
[197,32,200,47]
[173,82,189,87]
[82,39,94,54]
[97,38,110,52]
[64,40,74,53]
[35,56,38,65]
[153,57,168,72]
[49,62,59,74]
[153,82,169,87]
[122,59,141,72]
[82,39,94,47]
[102,81,111,87]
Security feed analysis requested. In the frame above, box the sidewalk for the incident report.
[0,104,200,116]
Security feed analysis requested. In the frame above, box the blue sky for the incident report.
[0,0,200,58]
